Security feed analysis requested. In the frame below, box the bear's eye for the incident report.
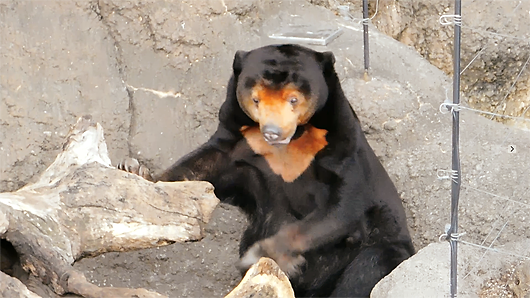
[252,97,259,104]
[289,97,298,105]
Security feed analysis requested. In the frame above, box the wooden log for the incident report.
[0,115,219,298]
[225,257,295,298]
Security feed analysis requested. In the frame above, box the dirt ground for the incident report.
[1,0,530,297]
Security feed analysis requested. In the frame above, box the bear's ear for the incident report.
[233,50,248,76]
[317,51,336,75]
[322,51,336,65]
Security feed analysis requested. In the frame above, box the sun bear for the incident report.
[119,44,415,297]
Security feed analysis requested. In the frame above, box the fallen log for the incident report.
[0,115,219,298]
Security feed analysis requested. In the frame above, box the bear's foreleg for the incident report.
[330,243,412,297]
[156,145,228,182]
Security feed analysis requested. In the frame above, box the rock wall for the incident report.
[371,0,530,124]
[1,1,130,191]
[0,0,264,191]
[311,0,530,126]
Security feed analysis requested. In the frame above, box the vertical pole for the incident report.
[362,0,370,78]
[448,0,462,297]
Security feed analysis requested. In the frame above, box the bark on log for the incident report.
[0,115,219,298]
[225,257,295,298]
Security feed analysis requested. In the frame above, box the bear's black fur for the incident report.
[151,44,414,297]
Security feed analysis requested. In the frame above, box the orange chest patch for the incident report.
[240,125,328,182]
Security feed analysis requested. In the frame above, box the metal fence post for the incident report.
[362,0,370,79]
[447,0,462,297]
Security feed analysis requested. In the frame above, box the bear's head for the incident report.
[232,44,335,145]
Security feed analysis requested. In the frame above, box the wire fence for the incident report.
[441,1,462,297]
[284,0,530,298]
[351,0,530,296]
[436,1,530,297]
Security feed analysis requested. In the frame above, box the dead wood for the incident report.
[225,257,295,298]
[0,115,219,298]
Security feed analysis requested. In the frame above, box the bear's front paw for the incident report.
[236,236,306,278]
[116,157,154,181]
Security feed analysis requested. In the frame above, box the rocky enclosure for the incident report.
[1,0,529,297]
[315,0,530,127]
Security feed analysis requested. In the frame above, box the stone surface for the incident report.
[508,260,530,298]
[0,271,43,298]
[372,240,530,298]
[371,0,530,125]
[371,242,477,298]
[0,1,131,192]
[316,0,530,126]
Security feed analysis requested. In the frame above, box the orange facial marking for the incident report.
[240,83,315,142]
[257,84,299,137]
[240,125,328,182]
[296,98,313,126]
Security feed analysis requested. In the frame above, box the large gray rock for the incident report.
[372,240,530,298]
[95,0,264,176]
[371,242,476,298]
[0,1,131,192]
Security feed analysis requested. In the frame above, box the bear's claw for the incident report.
[117,157,154,181]
[236,237,306,278]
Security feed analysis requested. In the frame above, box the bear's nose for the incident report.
[262,125,282,143]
